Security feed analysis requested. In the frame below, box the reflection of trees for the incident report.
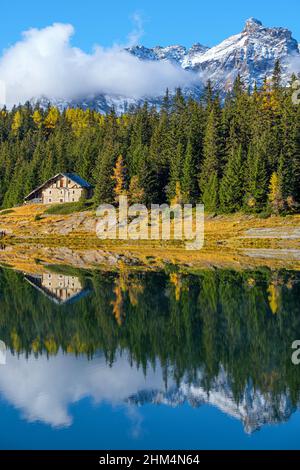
[0,267,300,404]
[111,267,145,326]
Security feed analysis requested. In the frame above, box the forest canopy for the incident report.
[0,61,299,214]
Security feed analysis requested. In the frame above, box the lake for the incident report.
[0,265,299,449]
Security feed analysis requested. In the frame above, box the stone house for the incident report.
[24,173,93,204]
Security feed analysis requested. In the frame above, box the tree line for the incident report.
[0,60,299,214]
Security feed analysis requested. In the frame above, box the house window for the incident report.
[72,198,75,202]
[60,179,64,188]
[60,199,63,203]
[49,190,52,195]
[49,198,52,203]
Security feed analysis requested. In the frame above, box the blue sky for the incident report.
[1,0,300,53]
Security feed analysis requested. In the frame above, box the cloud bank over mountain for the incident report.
[0,23,197,107]
[0,18,300,111]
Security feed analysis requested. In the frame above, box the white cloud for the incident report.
[0,23,198,107]
[288,53,300,75]
[126,12,145,47]
[0,351,167,428]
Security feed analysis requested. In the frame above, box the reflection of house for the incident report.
[24,173,93,204]
[24,272,90,305]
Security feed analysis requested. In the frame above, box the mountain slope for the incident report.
[39,18,300,113]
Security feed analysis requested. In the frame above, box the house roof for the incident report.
[24,172,93,201]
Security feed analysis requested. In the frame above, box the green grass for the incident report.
[44,201,94,215]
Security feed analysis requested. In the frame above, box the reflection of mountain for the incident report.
[0,352,296,433]
[24,272,90,305]
[128,368,296,434]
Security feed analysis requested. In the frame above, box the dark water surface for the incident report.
[0,265,300,449]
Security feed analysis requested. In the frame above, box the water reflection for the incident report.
[0,266,299,435]
[0,340,6,365]
[24,272,90,305]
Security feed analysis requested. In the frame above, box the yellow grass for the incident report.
[1,204,300,272]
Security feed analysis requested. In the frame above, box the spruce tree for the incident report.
[219,145,244,213]
[199,109,221,212]
[244,141,268,212]
[181,139,195,203]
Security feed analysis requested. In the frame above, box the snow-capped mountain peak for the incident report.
[126,42,210,67]
[175,17,299,93]
[243,17,263,32]
[33,18,300,114]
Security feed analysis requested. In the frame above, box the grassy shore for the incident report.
[1,204,300,272]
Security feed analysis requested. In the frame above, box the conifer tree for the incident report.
[168,142,184,203]
[199,109,221,212]
[219,145,244,213]
[244,141,268,212]
[181,139,195,203]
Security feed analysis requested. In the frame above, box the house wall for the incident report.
[41,273,83,302]
[41,176,87,204]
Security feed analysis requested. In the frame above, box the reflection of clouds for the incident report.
[125,405,144,440]
[0,352,166,428]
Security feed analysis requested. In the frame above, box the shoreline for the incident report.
[1,204,300,273]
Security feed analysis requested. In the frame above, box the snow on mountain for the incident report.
[36,18,300,113]
[126,43,209,67]
[128,18,299,93]
[190,17,299,92]
[127,367,297,434]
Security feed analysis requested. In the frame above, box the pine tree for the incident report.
[219,145,244,213]
[202,172,219,214]
[94,148,117,205]
[244,141,268,212]
[279,151,295,208]
[181,139,196,203]
[272,59,282,92]
[94,111,120,205]
[168,142,184,203]
[199,109,221,212]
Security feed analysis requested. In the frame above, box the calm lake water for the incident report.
[0,265,300,449]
